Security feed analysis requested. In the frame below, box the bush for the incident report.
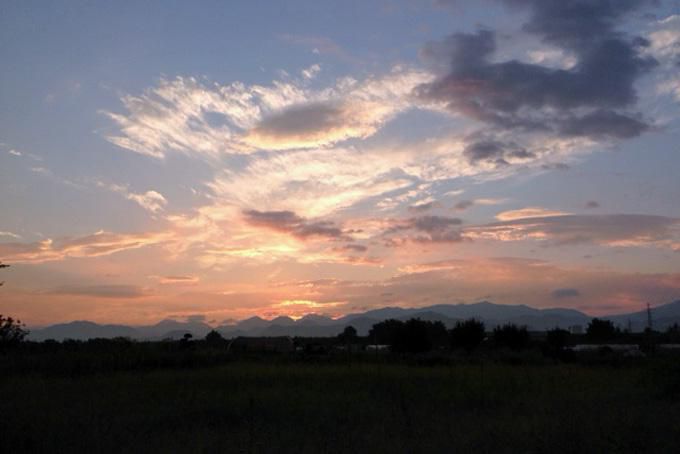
[369,318,448,353]
[493,324,530,350]
[449,319,486,352]
[586,318,618,342]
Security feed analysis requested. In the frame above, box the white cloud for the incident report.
[647,15,680,62]
[127,190,167,213]
[103,67,432,159]
[657,77,680,102]
[98,182,167,213]
[301,64,321,80]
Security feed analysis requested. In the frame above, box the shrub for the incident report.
[449,319,486,352]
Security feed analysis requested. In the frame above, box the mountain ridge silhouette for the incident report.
[27,300,680,341]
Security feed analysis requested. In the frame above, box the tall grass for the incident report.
[1,360,679,452]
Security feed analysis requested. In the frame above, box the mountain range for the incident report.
[27,300,680,341]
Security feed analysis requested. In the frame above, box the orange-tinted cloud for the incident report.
[467,214,680,248]
[0,230,171,264]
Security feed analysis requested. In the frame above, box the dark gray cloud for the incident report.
[552,288,581,299]
[251,103,345,138]
[463,139,535,165]
[585,201,600,209]
[541,162,570,171]
[386,215,465,244]
[412,215,463,232]
[558,110,649,139]
[454,200,475,211]
[242,209,349,241]
[417,0,657,139]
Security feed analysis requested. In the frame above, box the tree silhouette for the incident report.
[586,318,618,342]
[205,330,225,346]
[546,328,570,350]
[450,319,486,352]
[493,324,530,350]
[0,263,29,345]
[0,315,28,345]
[338,325,358,343]
[369,319,403,345]
[369,318,446,353]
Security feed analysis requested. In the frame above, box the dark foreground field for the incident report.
[2,358,680,453]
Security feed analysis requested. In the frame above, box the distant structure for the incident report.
[568,325,583,335]
[647,303,653,332]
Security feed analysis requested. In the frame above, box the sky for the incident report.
[1,0,680,327]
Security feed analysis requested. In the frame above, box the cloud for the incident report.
[467,214,680,248]
[334,243,368,253]
[385,215,464,244]
[0,230,171,264]
[242,209,350,241]
[557,110,649,139]
[0,231,21,239]
[408,201,438,213]
[274,257,680,316]
[157,275,200,285]
[7,149,22,156]
[551,288,581,299]
[495,207,569,221]
[463,139,535,165]
[98,182,167,213]
[585,201,600,209]
[127,191,167,213]
[454,198,505,211]
[206,146,416,219]
[49,284,147,299]
[104,68,430,159]
[417,0,657,139]
[657,77,680,102]
[301,64,321,80]
[454,200,475,211]
[646,15,680,62]
[242,100,394,150]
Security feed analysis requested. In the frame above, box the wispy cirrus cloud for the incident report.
[97,182,167,213]
[467,213,680,248]
[103,67,431,159]
[0,230,171,264]
[0,231,22,240]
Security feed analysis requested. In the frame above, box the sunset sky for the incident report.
[1,0,680,326]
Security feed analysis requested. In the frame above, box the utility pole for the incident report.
[646,303,653,332]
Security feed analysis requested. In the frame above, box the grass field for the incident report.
[2,357,680,453]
